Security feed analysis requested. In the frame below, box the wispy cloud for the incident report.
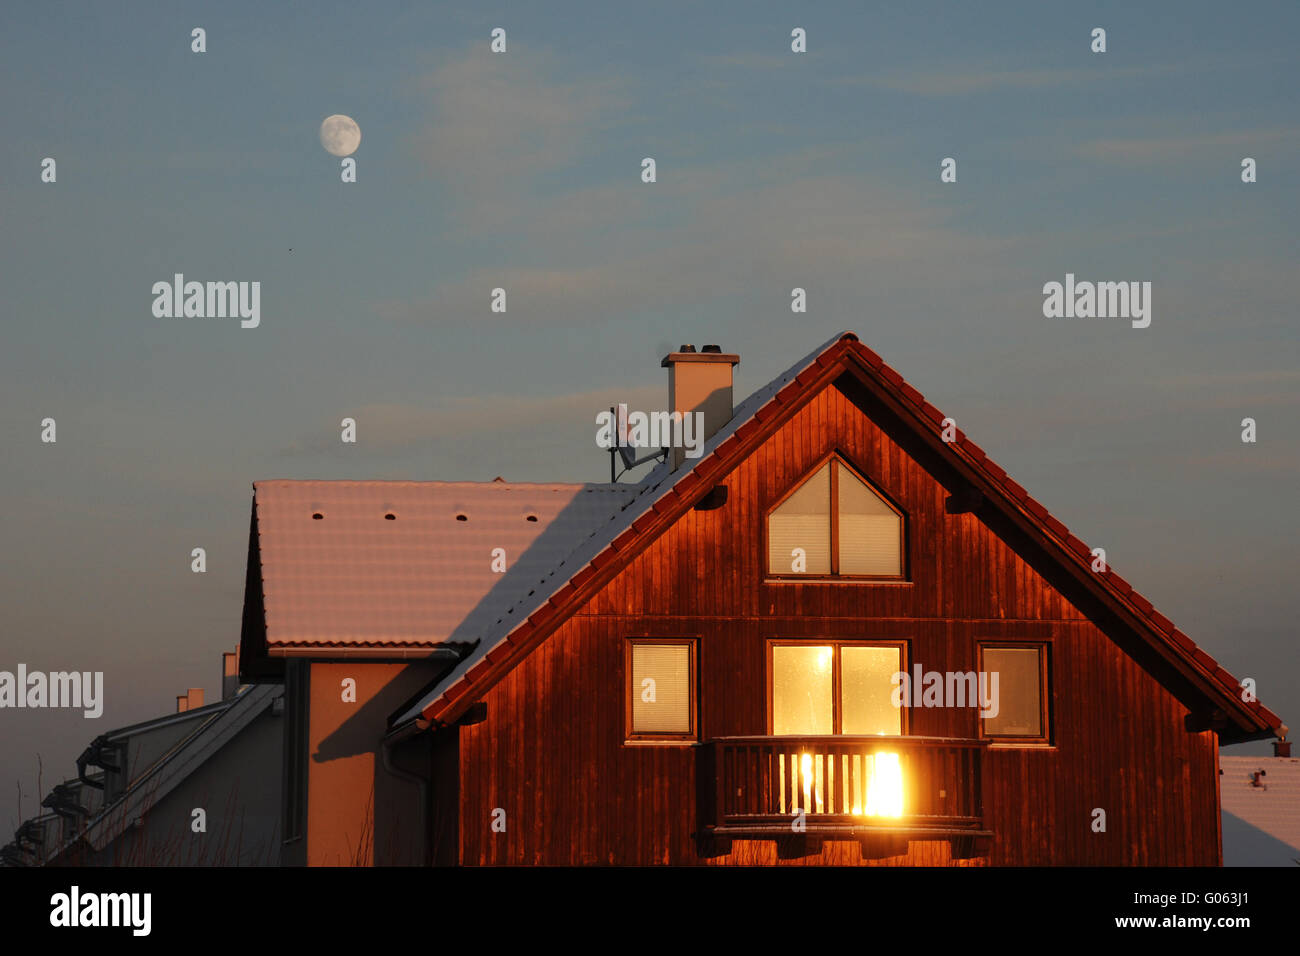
[375,162,1021,325]
[1076,126,1300,163]
[840,50,1287,97]
[277,385,663,456]
[845,63,1181,96]
[410,51,627,196]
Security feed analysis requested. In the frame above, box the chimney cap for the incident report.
[662,347,740,368]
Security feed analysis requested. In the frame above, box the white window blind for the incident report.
[767,462,831,574]
[767,459,902,576]
[837,467,902,575]
[631,643,692,734]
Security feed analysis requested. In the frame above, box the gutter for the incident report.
[270,646,464,661]
[380,720,431,866]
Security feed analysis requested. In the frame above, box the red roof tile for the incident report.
[1003,479,1029,503]
[1065,534,1092,559]
[1024,499,1049,522]
[857,347,884,369]
[1041,515,1068,540]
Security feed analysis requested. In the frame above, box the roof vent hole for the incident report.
[384,513,396,520]
[456,514,468,522]
[312,513,324,520]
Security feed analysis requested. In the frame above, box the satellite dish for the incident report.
[609,403,666,475]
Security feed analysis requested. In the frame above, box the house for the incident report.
[3,651,283,866]
[1220,742,1300,866]
[238,331,1285,865]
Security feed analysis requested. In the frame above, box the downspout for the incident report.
[381,719,432,866]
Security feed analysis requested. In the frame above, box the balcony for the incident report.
[699,735,991,856]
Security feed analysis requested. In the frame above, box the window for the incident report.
[766,455,904,578]
[769,641,905,736]
[979,644,1050,742]
[626,640,696,741]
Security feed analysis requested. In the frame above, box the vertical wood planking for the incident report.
[451,382,1223,865]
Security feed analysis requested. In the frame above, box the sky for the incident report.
[1,1,1297,835]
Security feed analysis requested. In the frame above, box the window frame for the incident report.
[763,450,908,582]
[977,641,1052,745]
[765,639,910,736]
[624,638,698,743]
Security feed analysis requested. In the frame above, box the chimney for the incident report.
[187,687,204,709]
[1275,739,1292,758]
[661,344,739,470]
[176,694,188,713]
[222,651,240,700]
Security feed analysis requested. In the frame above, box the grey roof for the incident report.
[60,683,281,856]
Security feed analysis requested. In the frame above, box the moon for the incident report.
[320,114,361,157]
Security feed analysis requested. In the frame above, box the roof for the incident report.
[100,696,229,740]
[389,331,1284,742]
[8,683,280,865]
[72,683,282,854]
[249,480,639,646]
[1220,755,1300,864]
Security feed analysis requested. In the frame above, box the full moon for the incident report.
[319,114,361,157]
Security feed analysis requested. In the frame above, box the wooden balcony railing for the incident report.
[701,735,990,838]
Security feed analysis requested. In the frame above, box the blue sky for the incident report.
[2,1,1297,831]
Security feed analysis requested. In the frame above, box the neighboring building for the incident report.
[3,651,283,866]
[1220,743,1300,866]
[238,331,1284,865]
[3,809,84,868]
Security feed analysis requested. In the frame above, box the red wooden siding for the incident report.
[452,380,1221,865]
